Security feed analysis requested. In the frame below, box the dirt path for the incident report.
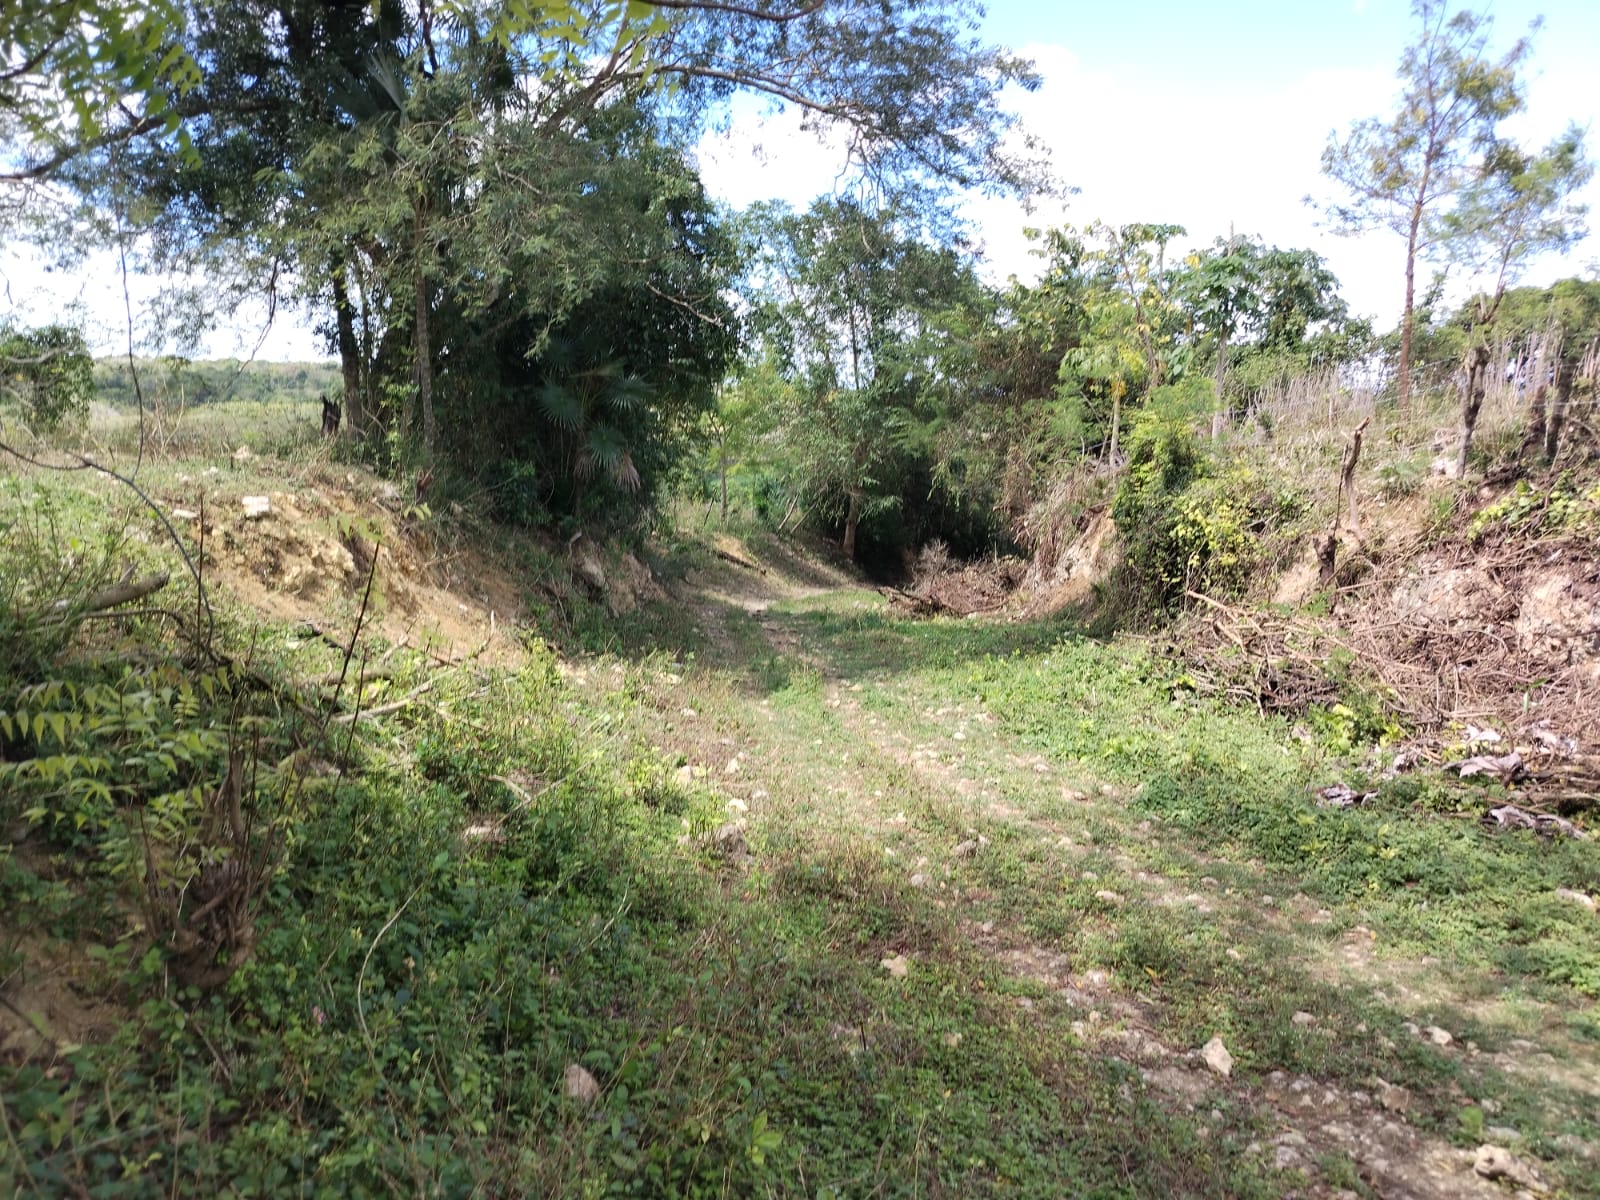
[574,541,1598,1199]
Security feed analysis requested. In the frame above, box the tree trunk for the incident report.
[1211,325,1229,441]
[1397,197,1425,413]
[719,436,729,524]
[842,489,863,561]
[1519,384,1548,463]
[331,259,369,440]
[1456,343,1490,478]
[1109,386,1122,463]
[413,202,435,461]
[1546,358,1573,464]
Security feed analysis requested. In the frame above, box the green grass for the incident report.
[5,468,1598,1198]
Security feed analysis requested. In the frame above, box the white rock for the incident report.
[1291,1011,1317,1029]
[1200,1036,1234,1078]
[241,495,271,519]
[1473,1143,1544,1190]
[942,1032,963,1048]
[1425,1025,1454,1047]
[1094,890,1125,906]
[880,954,910,979]
[563,1064,600,1104]
[171,507,200,521]
[1376,1078,1411,1113]
[1555,887,1597,912]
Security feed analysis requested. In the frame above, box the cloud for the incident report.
[696,36,1599,330]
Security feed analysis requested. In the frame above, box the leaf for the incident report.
[537,383,583,431]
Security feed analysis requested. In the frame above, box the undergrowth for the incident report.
[969,638,1599,995]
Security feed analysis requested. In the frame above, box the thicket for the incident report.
[90,358,340,410]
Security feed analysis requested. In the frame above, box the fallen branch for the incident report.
[80,571,171,613]
[714,546,766,573]
[39,571,172,624]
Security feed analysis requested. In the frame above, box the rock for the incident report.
[171,507,199,521]
[674,764,695,788]
[574,547,606,592]
[953,838,980,860]
[1200,1036,1233,1078]
[232,445,253,463]
[1291,1011,1317,1029]
[908,873,929,888]
[1376,1078,1411,1113]
[1555,887,1597,913]
[1424,1025,1454,1047]
[708,822,750,864]
[725,798,748,814]
[1487,1125,1524,1144]
[1473,1144,1544,1190]
[563,1064,600,1104]
[1093,889,1125,906]
[725,756,742,775]
[880,954,910,979]
[942,1031,962,1048]
[241,495,271,519]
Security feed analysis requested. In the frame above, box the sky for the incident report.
[4,0,1598,361]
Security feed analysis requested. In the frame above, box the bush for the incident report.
[1111,405,1303,612]
[0,322,93,433]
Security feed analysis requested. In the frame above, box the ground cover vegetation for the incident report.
[3,0,1600,1196]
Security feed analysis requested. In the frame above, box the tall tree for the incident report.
[1444,127,1590,473]
[741,198,985,559]
[1320,0,1534,411]
[1179,236,1264,440]
[66,0,1047,472]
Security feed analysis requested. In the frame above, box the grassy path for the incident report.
[575,540,1600,1199]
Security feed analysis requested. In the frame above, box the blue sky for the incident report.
[5,1,1597,359]
[700,0,1598,326]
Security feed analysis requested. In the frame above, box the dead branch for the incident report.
[714,546,766,573]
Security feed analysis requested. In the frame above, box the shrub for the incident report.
[1112,405,1303,612]
[0,322,93,433]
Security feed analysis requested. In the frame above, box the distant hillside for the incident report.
[93,357,340,408]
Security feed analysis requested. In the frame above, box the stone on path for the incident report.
[1200,1036,1233,1078]
[880,953,910,979]
[563,1064,600,1104]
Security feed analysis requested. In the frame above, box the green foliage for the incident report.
[0,0,199,146]
[733,199,1001,560]
[90,357,340,410]
[973,636,1598,996]
[0,478,129,674]
[1375,457,1426,499]
[0,322,93,432]
[1109,385,1302,611]
[1469,476,1600,541]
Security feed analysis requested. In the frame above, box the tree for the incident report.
[0,322,94,432]
[740,198,987,559]
[1,0,198,186]
[66,0,1048,481]
[1179,236,1264,439]
[1445,127,1590,474]
[1320,0,1535,411]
